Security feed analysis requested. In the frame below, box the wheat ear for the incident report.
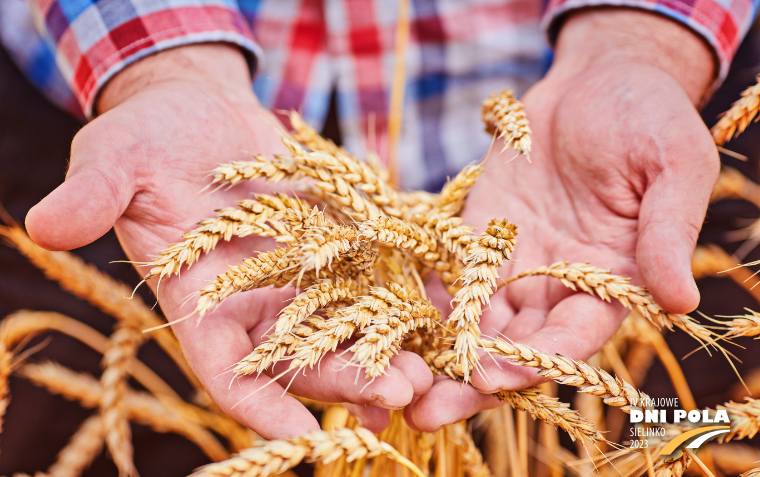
[100,325,143,477]
[424,349,604,443]
[346,284,440,379]
[716,309,760,339]
[450,219,517,382]
[0,225,193,387]
[448,421,492,477]
[437,164,483,217]
[482,90,531,156]
[190,427,424,477]
[48,415,105,477]
[144,194,310,281]
[505,262,719,347]
[712,76,760,145]
[234,284,415,378]
[742,469,760,477]
[19,362,229,462]
[481,338,649,412]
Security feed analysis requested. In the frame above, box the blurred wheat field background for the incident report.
[5,20,760,477]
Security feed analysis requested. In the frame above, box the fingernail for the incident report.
[691,277,699,291]
[371,394,403,410]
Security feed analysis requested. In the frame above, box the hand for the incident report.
[25,44,432,438]
[407,9,720,431]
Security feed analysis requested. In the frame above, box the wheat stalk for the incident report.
[712,76,760,145]
[18,362,229,462]
[450,219,517,382]
[190,427,424,477]
[48,415,105,477]
[100,325,143,477]
[504,262,719,348]
[0,225,194,387]
[482,90,531,156]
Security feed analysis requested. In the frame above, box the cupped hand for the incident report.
[25,44,432,438]
[407,9,720,431]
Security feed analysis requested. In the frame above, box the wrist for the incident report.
[96,44,255,114]
[550,8,716,104]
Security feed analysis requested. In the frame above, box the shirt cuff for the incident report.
[541,0,756,88]
[40,2,262,118]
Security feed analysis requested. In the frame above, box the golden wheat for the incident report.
[190,427,424,477]
[712,76,760,145]
[482,90,531,156]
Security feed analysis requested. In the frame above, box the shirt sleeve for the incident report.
[541,0,759,86]
[24,0,262,118]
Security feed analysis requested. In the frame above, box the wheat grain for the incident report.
[190,427,424,477]
[712,76,760,145]
[450,219,517,382]
[482,90,531,156]
[48,415,105,477]
[505,262,719,348]
[100,325,143,477]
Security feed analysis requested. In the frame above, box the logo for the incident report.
[627,398,731,455]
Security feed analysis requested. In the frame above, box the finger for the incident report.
[171,313,319,439]
[407,376,501,432]
[636,128,719,314]
[472,293,625,393]
[26,123,136,250]
[343,403,390,433]
[269,350,432,411]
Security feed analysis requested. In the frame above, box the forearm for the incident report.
[551,9,716,105]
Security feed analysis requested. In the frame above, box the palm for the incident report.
[68,81,430,438]
[409,62,718,430]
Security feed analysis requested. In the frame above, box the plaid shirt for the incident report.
[1,0,757,190]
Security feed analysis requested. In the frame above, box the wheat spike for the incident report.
[235,284,416,378]
[742,469,760,477]
[346,284,440,379]
[48,415,105,477]
[271,277,362,343]
[425,349,604,443]
[0,225,193,387]
[18,362,229,462]
[718,309,760,339]
[712,76,760,145]
[482,90,531,156]
[448,422,492,477]
[450,219,517,382]
[100,325,142,477]
[437,164,483,217]
[359,215,441,262]
[506,262,719,348]
[144,194,310,281]
[481,337,649,412]
[190,427,424,477]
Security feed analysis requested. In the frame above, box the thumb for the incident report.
[25,125,137,251]
[636,147,719,314]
